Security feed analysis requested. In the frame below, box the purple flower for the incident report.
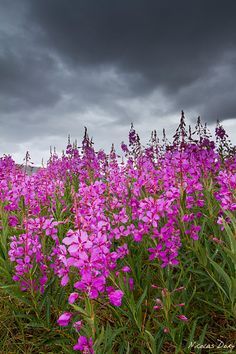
[73,336,94,353]
[121,142,129,153]
[8,215,18,227]
[73,320,83,332]
[108,289,124,306]
[57,312,73,326]
[61,274,69,286]
[68,292,79,304]
[129,278,134,291]
[177,315,188,321]
[122,266,131,273]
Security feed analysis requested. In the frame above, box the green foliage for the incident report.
[0,175,236,353]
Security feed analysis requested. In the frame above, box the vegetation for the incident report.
[0,113,235,353]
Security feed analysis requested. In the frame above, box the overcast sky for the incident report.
[0,0,236,165]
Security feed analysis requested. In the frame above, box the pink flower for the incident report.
[68,292,79,304]
[74,275,106,299]
[173,286,185,293]
[129,277,134,291]
[8,215,18,227]
[73,320,83,332]
[105,286,114,296]
[61,274,69,286]
[73,336,94,353]
[122,266,131,273]
[212,237,223,244]
[108,289,124,306]
[57,312,73,326]
[177,315,188,321]
[175,303,185,307]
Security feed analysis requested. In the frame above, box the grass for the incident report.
[0,120,236,353]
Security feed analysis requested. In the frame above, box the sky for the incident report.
[0,0,236,165]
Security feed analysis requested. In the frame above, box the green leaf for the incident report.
[206,270,229,300]
[198,298,232,316]
[27,321,44,328]
[230,277,236,304]
[209,259,231,293]
[94,325,105,348]
[71,304,89,317]
[185,319,198,353]
[223,248,236,264]
[137,286,148,311]
[195,324,207,354]
[145,330,156,354]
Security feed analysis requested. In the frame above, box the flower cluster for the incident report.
[1,118,235,352]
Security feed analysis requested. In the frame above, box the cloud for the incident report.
[172,51,236,122]
[1,0,236,164]
[28,0,236,93]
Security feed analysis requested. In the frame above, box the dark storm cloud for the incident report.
[1,0,236,164]
[0,0,141,119]
[173,51,236,121]
[28,1,236,98]
[1,0,236,120]
[0,50,61,112]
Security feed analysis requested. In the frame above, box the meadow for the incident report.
[0,114,235,353]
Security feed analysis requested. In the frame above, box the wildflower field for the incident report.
[0,114,236,353]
